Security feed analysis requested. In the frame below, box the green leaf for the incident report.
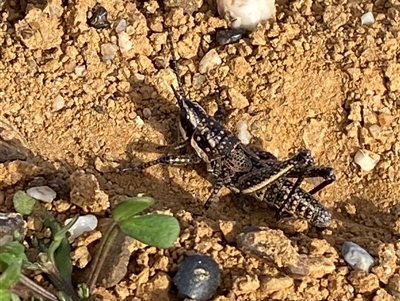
[12,191,36,216]
[23,201,73,283]
[0,242,26,262]
[0,262,21,288]
[77,283,90,299]
[10,293,21,301]
[52,241,72,284]
[0,254,13,271]
[0,242,27,271]
[57,291,73,301]
[0,289,12,301]
[118,214,180,248]
[11,293,21,301]
[0,242,26,290]
[45,216,78,285]
[48,216,78,265]
[112,197,155,222]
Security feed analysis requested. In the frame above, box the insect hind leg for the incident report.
[286,166,336,195]
[258,148,335,196]
[273,158,336,220]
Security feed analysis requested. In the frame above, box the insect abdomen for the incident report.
[254,178,331,228]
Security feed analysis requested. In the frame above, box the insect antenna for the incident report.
[166,27,187,105]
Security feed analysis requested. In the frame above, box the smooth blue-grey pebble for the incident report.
[173,254,220,301]
[342,241,374,272]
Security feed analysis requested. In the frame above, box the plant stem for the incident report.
[17,274,59,301]
[86,221,119,293]
[35,203,73,282]
[45,265,81,301]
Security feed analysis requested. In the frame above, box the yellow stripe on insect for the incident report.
[241,164,295,194]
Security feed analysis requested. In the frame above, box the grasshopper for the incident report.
[126,29,335,228]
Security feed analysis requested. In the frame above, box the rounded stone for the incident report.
[173,254,220,301]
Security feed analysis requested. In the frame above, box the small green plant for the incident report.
[0,241,28,301]
[0,192,180,300]
[0,191,85,301]
[86,196,180,291]
[0,214,82,301]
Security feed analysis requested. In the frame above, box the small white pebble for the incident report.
[354,149,380,171]
[101,43,119,61]
[192,74,206,89]
[217,0,276,31]
[52,95,65,112]
[26,186,57,203]
[110,35,117,44]
[236,121,252,145]
[115,19,127,33]
[126,25,136,36]
[228,88,249,109]
[199,49,222,74]
[368,125,381,139]
[134,115,144,128]
[342,241,374,272]
[118,32,133,54]
[65,215,98,242]
[361,12,375,25]
[143,108,152,119]
[46,3,63,18]
[74,65,86,76]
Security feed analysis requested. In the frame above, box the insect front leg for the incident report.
[203,176,224,209]
[211,87,227,124]
[203,161,229,209]
[213,108,225,124]
[122,153,202,172]
[173,140,189,150]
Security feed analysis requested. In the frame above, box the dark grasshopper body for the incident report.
[129,29,335,228]
[208,148,332,228]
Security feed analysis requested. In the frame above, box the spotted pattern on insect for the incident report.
[191,119,241,162]
[126,28,336,228]
[253,178,332,228]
